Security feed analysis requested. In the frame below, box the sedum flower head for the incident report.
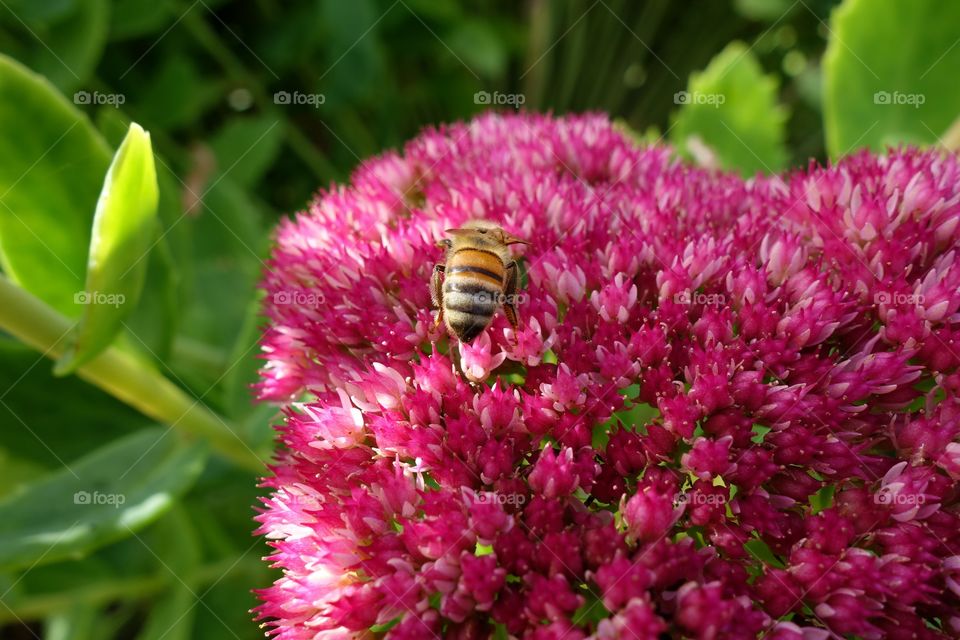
[256,113,960,638]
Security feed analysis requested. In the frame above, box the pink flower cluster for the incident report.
[256,113,960,639]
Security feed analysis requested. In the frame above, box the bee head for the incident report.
[444,222,530,247]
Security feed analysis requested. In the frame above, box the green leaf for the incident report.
[0,0,108,92]
[0,340,146,471]
[670,41,789,175]
[0,53,112,316]
[135,508,201,640]
[109,0,175,40]
[0,427,207,571]
[55,123,160,375]
[210,116,285,188]
[44,603,100,640]
[823,0,960,156]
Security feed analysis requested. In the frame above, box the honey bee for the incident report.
[431,221,530,343]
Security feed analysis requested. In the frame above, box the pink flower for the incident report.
[256,113,960,638]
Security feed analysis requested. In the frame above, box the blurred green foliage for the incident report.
[1,0,957,638]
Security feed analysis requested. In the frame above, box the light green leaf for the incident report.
[823,0,960,156]
[0,427,207,571]
[670,41,789,175]
[0,53,111,316]
[55,123,159,375]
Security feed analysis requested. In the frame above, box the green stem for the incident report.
[0,276,265,473]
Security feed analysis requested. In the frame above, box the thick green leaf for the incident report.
[0,54,111,316]
[0,427,207,571]
[55,123,159,375]
[670,41,789,175]
[823,0,960,156]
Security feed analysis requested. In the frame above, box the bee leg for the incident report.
[503,262,520,330]
[431,264,445,331]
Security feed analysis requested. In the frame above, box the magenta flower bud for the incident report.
[591,554,652,611]
[620,486,679,544]
[590,272,638,323]
[459,332,507,382]
[593,597,666,640]
[681,435,734,480]
[528,446,580,498]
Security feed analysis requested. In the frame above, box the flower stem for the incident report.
[0,276,266,472]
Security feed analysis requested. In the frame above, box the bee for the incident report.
[431,221,530,343]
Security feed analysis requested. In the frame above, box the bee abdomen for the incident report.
[443,278,499,342]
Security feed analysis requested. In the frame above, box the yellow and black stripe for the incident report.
[443,248,505,342]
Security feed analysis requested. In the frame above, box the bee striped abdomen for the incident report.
[443,248,505,342]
